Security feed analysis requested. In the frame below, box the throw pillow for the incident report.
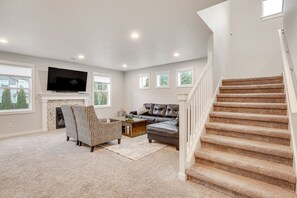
[137,106,148,115]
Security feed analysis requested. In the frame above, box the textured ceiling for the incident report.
[0,0,225,70]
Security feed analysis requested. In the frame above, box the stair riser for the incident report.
[214,106,287,115]
[220,88,284,94]
[201,142,292,166]
[188,176,249,198]
[222,79,283,86]
[210,117,288,129]
[217,97,286,103]
[196,158,295,191]
[206,129,290,146]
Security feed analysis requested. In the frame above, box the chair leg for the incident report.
[176,145,179,151]
[76,140,79,145]
[118,139,121,144]
[67,136,69,141]
[90,146,94,152]
[148,139,152,143]
[79,141,82,146]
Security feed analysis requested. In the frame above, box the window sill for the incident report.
[176,85,193,88]
[94,105,112,109]
[139,87,150,90]
[156,86,170,89]
[261,12,283,21]
[0,109,34,116]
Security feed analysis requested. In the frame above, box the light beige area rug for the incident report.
[101,135,167,161]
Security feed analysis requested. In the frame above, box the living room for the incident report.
[1,0,297,197]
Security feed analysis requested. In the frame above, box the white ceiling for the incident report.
[0,0,224,71]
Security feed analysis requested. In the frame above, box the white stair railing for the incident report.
[278,29,297,191]
[177,52,215,180]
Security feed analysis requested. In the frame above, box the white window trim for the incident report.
[0,60,35,116]
[92,73,112,109]
[261,0,284,21]
[176,67,194,88]
[138,73,150,89]
[156,71,170,89]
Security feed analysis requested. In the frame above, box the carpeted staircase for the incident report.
[186,76,297,198]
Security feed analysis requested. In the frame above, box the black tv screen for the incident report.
[47,67,87,92]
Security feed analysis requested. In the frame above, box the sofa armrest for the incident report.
[129,111,137,115]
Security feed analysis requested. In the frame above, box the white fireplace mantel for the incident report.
[39,92,89,131]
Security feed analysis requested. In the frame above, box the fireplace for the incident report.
[56,107,65,129]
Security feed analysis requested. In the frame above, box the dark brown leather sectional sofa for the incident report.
[130,103,179,150]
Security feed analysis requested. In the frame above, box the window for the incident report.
[0,61,34,114]
[156,71,170,88]
[176,68,194,87]
[139,74,150,89]
[93,74,111,107]
[262,0,283,19]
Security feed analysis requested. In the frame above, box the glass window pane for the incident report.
[263,0,283,17]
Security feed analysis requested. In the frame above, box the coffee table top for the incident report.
[111,117,147,123]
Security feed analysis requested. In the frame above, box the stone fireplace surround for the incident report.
[40,93,89,131]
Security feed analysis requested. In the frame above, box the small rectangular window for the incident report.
[176,68,194,88]
[93,74,111,107]
[139,74,150,89]
[0,61,34,114]
[156,71,170,88]
[262,0,283,19]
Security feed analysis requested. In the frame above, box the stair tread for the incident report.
[186,165,296,198]
[205,122,290,139]
[201,134,293,158]
[195,148,296,183]
[210,111,288,123]
[217,93,286,98]
[222,76,283,83]
[213,102,287,109]
[220,83,284,90]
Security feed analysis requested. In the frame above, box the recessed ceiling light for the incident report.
[78,54,85,59]
[173,52,180,57]
[122,64,127,68]
[0,39,8,44]
[130,32,140,39]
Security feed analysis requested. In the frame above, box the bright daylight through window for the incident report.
[177,68,193,87]
[0,63,33,113]
[139,74,150,89]
[156,72,170,88]
[93,74,111,107]
[262,0,283,18]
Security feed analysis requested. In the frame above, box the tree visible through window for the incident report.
[139,74,150,89]
[177,68,194,87]
[0,63,32,112]
[93,74,111,107]
[156,72,170,88]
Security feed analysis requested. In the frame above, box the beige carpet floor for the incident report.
[101,135,167,161]
[0,129,228,198]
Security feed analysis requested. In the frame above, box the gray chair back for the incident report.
[61,105,78,141]
[72,106,92,145]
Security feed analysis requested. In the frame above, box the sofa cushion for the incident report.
[153,104,167,116]
[137,106,148,115]
[165,104,179,117]
[147,121,179,138]
[154,117,175,123]
[144,103,154,115]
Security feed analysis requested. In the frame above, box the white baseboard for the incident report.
[178,172,187,181]
[0,129,43,139]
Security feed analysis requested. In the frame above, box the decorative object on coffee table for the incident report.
[111,117,147,138]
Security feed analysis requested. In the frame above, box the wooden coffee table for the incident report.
[111,117,147,138]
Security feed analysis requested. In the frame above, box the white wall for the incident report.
[198,1,230,87]
[227,0,283,78]
[283,0,297,78]
[124,58,207,112]
[0,51,125,135]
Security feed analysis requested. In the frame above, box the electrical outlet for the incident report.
[8,123,13,128]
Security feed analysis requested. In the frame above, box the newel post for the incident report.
[177,93,188,181]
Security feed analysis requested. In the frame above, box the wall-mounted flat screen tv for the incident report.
[47,67,87,92]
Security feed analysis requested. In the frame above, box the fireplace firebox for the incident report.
[56,107,65,129]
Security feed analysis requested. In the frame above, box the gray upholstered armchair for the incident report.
[61,105,79,145]
[72,105,122,152]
